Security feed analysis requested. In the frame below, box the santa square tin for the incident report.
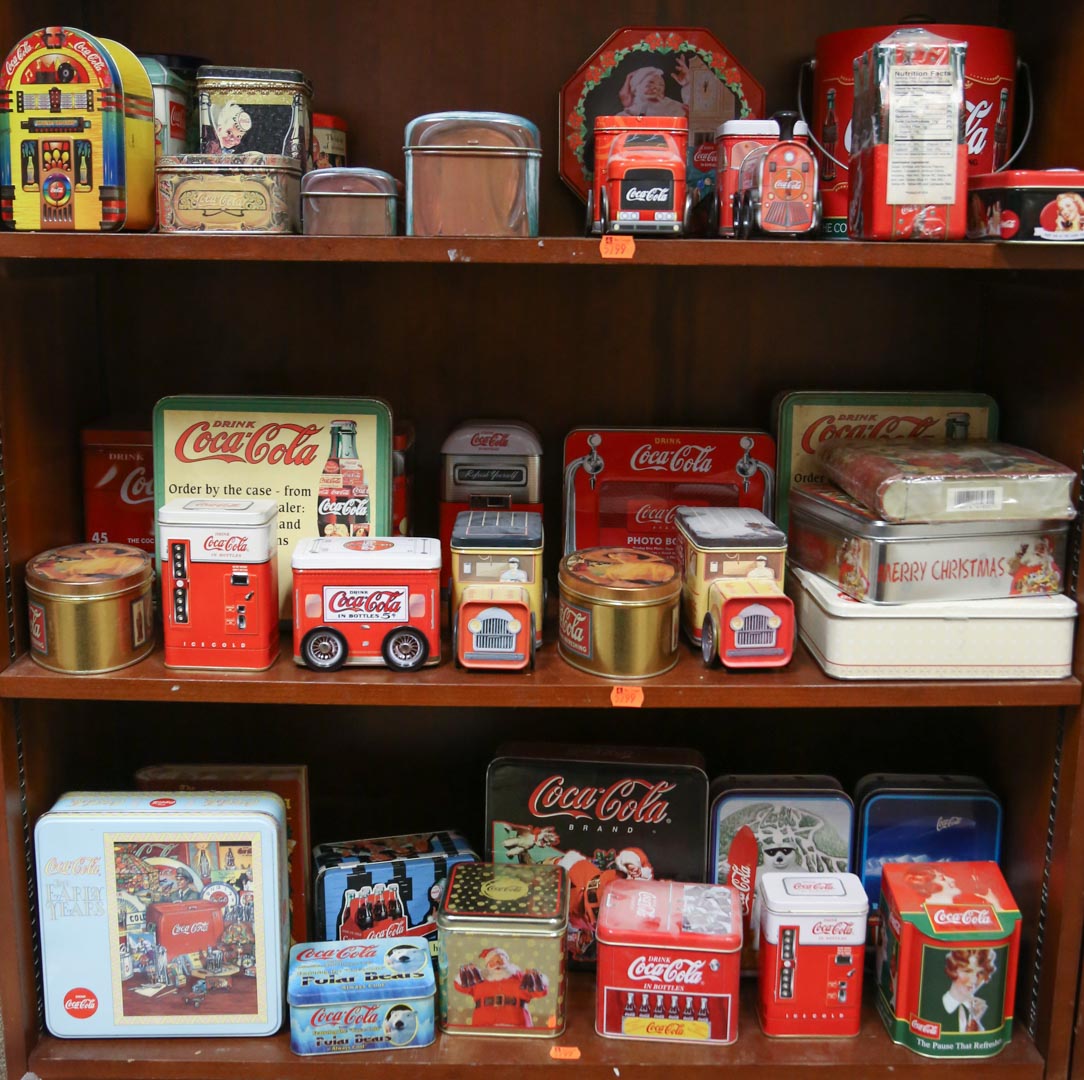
[35,791,288,1038]
[314,830,476,945]
[437,861,568,1037]
[876,861,1021,1058]
[486,743,708,965]
[288,938,436,1055]
[596,879,741,1045]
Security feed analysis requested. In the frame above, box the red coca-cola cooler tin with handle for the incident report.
[596,878,742,1045]
[158,498,280,671]
[82,427,155,553]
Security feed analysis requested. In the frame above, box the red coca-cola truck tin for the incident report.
[596,878,741,1045]
[292,536,440,671]
[82,427,155,553]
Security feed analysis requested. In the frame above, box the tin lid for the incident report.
[292,536,440,571]
[26,543,152,598]
[675,506,786,550]
[142,53,208,76]
[757,872,868,916]
[405,111,540,154]
[710,773,844,798]
[313,829,476,870]
[196,65,312,92]
[138,57,189,89]
[854,773,992,807]
[558,547,681,604]
[301,167,400,197]
[441,421,542,457]
[451,510,543,549]
[158,498,278,527]
[157,152,301,174]
[969,169,1084,191]
[438,862,567,933]
[716,118,809,138]
[288,938,435,1006]
[596,879,741,953]
[312,112,348,131]
[81,427,151,447]
[42,790,286,821]
[593,114,689,135]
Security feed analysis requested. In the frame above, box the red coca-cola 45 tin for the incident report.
[596,879,741,1045]
[82,428,155,553]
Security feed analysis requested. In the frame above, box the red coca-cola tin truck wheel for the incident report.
[382,627,428,671]
[301,628,348,671]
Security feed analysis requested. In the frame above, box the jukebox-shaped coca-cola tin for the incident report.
[35,791,288,1038]
[487,743,708,965]
[82,427,154,552]
[876,861,1021,1058]
[756,872,867,1037]
[313,830,477,944]
[596,879,741,1045]
[437,861,568,1037]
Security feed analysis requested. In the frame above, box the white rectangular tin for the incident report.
[35,791,288,1037]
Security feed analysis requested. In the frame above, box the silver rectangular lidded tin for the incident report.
[789,482,1068,603]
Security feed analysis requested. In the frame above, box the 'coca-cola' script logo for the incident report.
[120,466,154,506]
[929,905,999,931]
[470,431,511,449]
[5,39,36,79]
[627,956,705,985]
[625,186,671,203]
[296,944,378,961]
[175,421,322,466]
[311,1004,381,1027]
[171,922,210,936]
[528,775,675,824]
[812,920,855,936]
[965,98,993,157]
[63,988,98,1018]
[911,1015,941,1038]
[325,586,407,624]
[630,444,714,474]
[633,504,678,526]
[204,535,249,553]
[799,415,938,454]
[558,601,591,657]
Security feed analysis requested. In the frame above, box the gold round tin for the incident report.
[25,543,154,674]
[557,547,681,679]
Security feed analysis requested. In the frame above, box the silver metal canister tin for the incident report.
[302,168,400,236]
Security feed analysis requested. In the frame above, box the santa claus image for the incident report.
[618,61,691,117]
[454,947,549,1028]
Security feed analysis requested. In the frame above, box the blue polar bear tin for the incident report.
[287,938,436,1055]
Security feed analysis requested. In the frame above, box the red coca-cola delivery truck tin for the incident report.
[596,878,741,1045]
[291,536,440,672]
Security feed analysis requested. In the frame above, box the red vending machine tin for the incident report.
[596,879,742,1045]
[82,428,155,552]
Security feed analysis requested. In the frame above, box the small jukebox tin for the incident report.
[756,872,867,1037]
[288,938,436,1055]
[596,879,741,1045]
[790,483,1069,603]
[968,169,1084,241]
[81,427,154,553]
[139,56,194,158]
[486,743,708,965]
[35,790,288,1038]
[437,861,568,1037]
[855,775,1002,912]
[405,111,540,236]
[439,420,543,592]
[710,775,853,973]
[197,66,312,171]
[26,543,154,674]
[876,861,1021,1057]
[158,499,280,671]
[311,113,347,169]
[302,167,400,236]
[558,547,682,679]
[313,830,477,944]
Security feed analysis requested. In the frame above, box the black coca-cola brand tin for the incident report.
[968,170,1084,241]
[486,743,708,965]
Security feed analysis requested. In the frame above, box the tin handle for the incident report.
[797,59,849,173]
[997,59,1033,172]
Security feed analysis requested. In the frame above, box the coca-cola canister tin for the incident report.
[313,830,477,944]
[486,743,708,965]
[26,543,154,674]
[302,167,400,235]
[139,56,195,159]
[596,879,741,1044]
[876,862,1021,1057]
[35,790,289,1037]
[558,547,682,679]
[790,483,1069,603]
[437,861,568,1037]
[288,938,436,1054]
[968,169,1084,241]
[82,427,155,553]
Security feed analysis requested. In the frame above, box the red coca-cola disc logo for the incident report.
[999,209,1020,239]
[63,988,98,1018]
[149,797,176,808]
[693,143,717,171]
[344,539,393,552]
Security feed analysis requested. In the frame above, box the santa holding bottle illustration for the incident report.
[454,947,549,1028]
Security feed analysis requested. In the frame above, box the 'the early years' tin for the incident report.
[596,879,742,1045]
[756,872,867,1037]
[287,939,436,1055]
[437,862,568,1037]
[26,543,154,674]
[877,862,1021,1058]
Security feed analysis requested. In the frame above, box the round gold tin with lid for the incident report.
[25,543,154,674]
[557,547,682,679]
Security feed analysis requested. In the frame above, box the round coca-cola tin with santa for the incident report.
[557,546,681,679]
[595,878,742,1045]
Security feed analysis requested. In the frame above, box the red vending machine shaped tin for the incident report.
[596,879,742,1045]
[756,871,868,1038]
[158,498,280,670]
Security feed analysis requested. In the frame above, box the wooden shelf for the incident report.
[0,636,1078,709]
[0,233,1083,270]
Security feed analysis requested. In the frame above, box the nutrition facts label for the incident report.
[887,64,957,204]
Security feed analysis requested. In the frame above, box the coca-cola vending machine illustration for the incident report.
[158,499,280,671]
[82,427,155,552]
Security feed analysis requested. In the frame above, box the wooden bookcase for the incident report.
[1,1,1083,1077]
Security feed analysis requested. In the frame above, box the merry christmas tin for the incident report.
[968,169,1084,241]
[35,790,288,1038]
[437,861,568,1037]
[876,861,1021,1058]
[596,879,741,1045]
[287,938,435,1055]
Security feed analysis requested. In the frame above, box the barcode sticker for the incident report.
[946,486,1003,512]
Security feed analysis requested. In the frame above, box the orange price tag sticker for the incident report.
[549,1046,581,1061]
[599,234,636,259]
[610,685,644,708]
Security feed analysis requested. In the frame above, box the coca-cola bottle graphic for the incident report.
[652,994,665,1019]
[373,889,388,924]
[356,896,374,933]
[821,88,838,183]
[623,992,636,1019]
[317,419,370,537]
[387,883,404,921]
[992,88,1010,171]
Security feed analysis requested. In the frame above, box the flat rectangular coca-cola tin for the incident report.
[772,391,998,533]
[486,743,708,965]
[596,879,741,1045]
[313,831,477,945]
[562,429,775,563]
[35,791,288,1038]
[82,428,155,553]
[968,170,1084,241]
